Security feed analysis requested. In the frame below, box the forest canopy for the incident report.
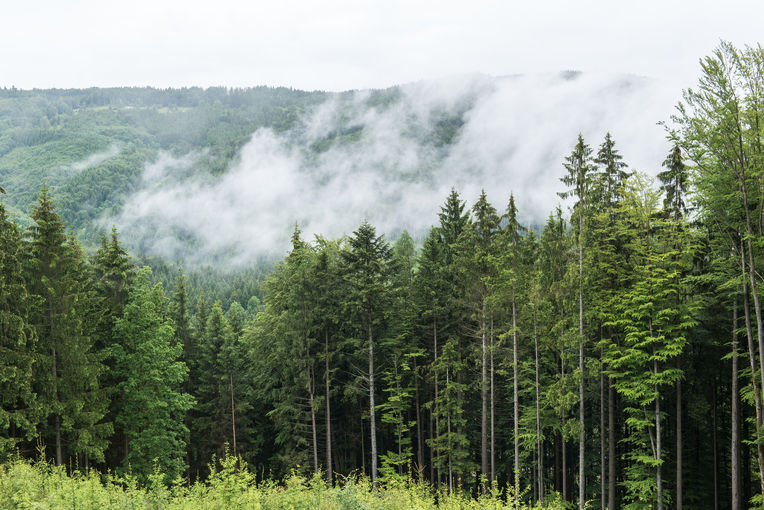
[1,42,763,510]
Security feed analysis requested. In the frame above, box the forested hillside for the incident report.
[0,86,328,233]
[1,41,763,510]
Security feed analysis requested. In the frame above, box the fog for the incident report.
[110,72,679,265]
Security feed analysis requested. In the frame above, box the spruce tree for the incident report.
[112,267,193,482]
[25,188,111,466]
[342,221,392,487]
[558,135,593,509]
[0,200,37,459]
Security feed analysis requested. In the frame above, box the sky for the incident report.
[1,0,762,92]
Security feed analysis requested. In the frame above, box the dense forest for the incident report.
[1,42,763,509]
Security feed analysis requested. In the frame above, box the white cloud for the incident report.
[109,72,678,266]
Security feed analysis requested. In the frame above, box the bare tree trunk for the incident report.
[713,378,719,510]
[608,378,616,510]
[50,305,62,466]
[325,329,333,485]
[491,313,496,485]
[676,356,682,510]
[368,320,378,486]
[55,414,62,467]
[740,170,764,445]
[415,357,423,479]
[578,213,585,510]
[562,341,568,503]
[535,308,543,505]
[307,344,318,474]
[230,374,237,456]
[655,359,663,510]
[360,404,366,476]
[562,434,567,502]
[310,389,318,473]
[513,296,520,501]
[433,317,439,486]
[482,297,488,482]
[600,360,605,510]
[446,365,452,492]
[742,242,764,495]
[429,402,434,485]
[732,299,741,510]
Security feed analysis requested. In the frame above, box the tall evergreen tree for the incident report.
[25,188,111,466]
[112,267,193,482]
[0,200,37,459]
[342,221,393,487]
[92,226,134,467]
[558,135,593,509]
[467,190,500,484]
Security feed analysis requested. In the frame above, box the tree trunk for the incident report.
[513,296,520,500]
[308,345,318,474]
[429,401,434,485]
[562,340,568,502]
[742,241,764,495]
[600,360,605,510]
[535,308,543,505]
[360,403,366,476]
[740,169,764,473]
[713,378,718,510]
[433,317,439,486]
[578,213,585,510]
[55,414,62,467]
[491,313,496,485]
[608,378,616,510]
[310,389,318,473]
[676,357,682,510]
[325,329,333,485]
[446,365,453,492]
[482,297,488,482]
[368,320,378,486]
[732,300,740,510]
[415,356,423,479]
[230,373,237,456]
[50,305,62,467]
[655,359,663,510]
[562,434,567,502]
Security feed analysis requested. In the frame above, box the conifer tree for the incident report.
[112,267,193,482]
[433,190,471,489]
[25,188,111,466]
[342,221,393,487]
[591,133,630,510]
[558,135,593,509]
[0,200,37,459]
[313,237,344,484]
[413,227,448,484]
[92,226,134,466]
[467,190,500,484]
[193,302,241,469]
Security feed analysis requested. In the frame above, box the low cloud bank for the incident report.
[109,72,678,265]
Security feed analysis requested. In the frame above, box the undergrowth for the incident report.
[0,453,569,509]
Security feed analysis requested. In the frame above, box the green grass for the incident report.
[0,454,568,509]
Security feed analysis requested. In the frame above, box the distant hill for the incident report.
[0,73,676,265]
[0,86,327,240]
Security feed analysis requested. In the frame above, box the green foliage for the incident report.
[25,188,111,464]
[0,455,569,509]
[112,267,193,482]
[0,200,36,459]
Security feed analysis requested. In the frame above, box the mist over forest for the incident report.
[0,71,675,265]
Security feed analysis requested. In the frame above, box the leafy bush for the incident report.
[0,454,568,509]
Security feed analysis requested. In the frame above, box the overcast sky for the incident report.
[1,1,761,91]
